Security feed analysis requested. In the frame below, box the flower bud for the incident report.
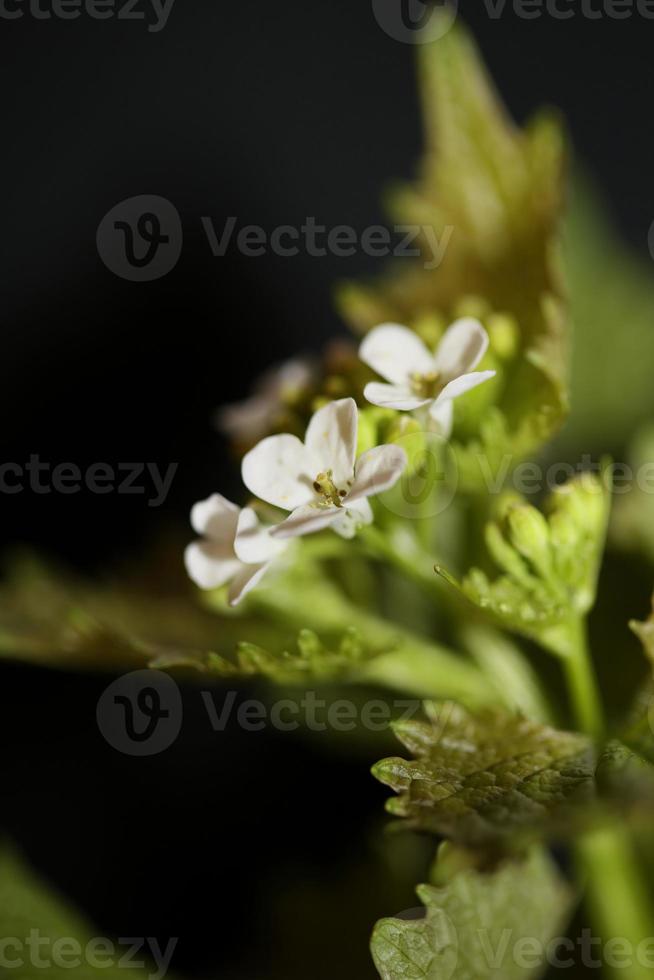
[506,504,552,577]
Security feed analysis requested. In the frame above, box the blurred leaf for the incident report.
[0,845,162,978]
[0,554,282,671]
[337,16,569,484]
[631,595,654,665]
[152,626,375,683]
[372,701,594,846]
[559,180,654,452]
[371,845,573,980]
[610,422,654,564]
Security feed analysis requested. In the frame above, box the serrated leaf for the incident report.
[0,554,281,672]
[596,609,654,809]
[337,17,569,481]
[372,702,594,846]
[371,846,573,980]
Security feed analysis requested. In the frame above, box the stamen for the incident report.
[313,469,346,507]
[409,370,442,399]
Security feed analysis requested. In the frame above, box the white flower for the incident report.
[359,318,496,437]
[241,398,407,540]
[185,494,286,605]
[216,359,313,445]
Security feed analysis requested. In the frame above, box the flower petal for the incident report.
[270,504,340,540]
[190,493,240,549]
[427,399,454,438]
[184,542,243,590]
[331,498,373,539]
[228,562,270,606]
[435,370,496,403]
[305,398,357,486]
[242,434,316,511]
[363,382,430,412]
[234,507,286,564]
[217,395,273,445]
[359,323,436,384]
[348,444,407,502]
[433,318,490,380]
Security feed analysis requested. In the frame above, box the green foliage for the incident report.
[152,626,374,682]
[560,180,654,452]
[596,605,654,808]
[0,846,157,978]
[337,16,569,484]
[372,701,594,846]
[442,472,611,658]
[610,423,654,565]
[371,846,573,980]
[0,553,284,671]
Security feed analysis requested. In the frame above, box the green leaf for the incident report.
[371,845,574,980]
[372,701,594,846]
[440,472,611,658]
[596,607,654,809]
[610,423,654,565]
[558,178,654,452]
[0,845,164,978]
[152,626,373,683]
[0,553,282,671]
[337,16,569,482]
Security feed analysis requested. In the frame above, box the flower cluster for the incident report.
[186,318,495,603]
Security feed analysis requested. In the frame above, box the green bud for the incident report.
[485,521,534,587]
[487,312,519,360]
[506,505,553,578]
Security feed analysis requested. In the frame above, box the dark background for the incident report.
[1,1,653,976]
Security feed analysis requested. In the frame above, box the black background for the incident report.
[1,1,654,976]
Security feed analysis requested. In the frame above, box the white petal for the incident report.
[348,445,407,502]
[331,498,374,539]
[359,323,436,384]
[433,318,489,380]
[427,399,454,438]
[363,382,430,412]
[305,398,357,486]
[228,562,270,606]
[242,434,316,511]
[234,507,286,564]
[184,542,243,590]
[217,395,273,444]
[270,504,340,539]
[190,494,240,550]
[435,370,496,403]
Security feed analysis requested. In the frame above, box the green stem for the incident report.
[563,620,654,980]
[578,825,654,980]
[247,568,496,707]
[359,524,442,600]
[562,617,605,741]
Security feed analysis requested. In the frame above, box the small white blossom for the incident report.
[241,398,407,540]
[359,318,496,437]
[217,359,313,445]
[185,494,286,605]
